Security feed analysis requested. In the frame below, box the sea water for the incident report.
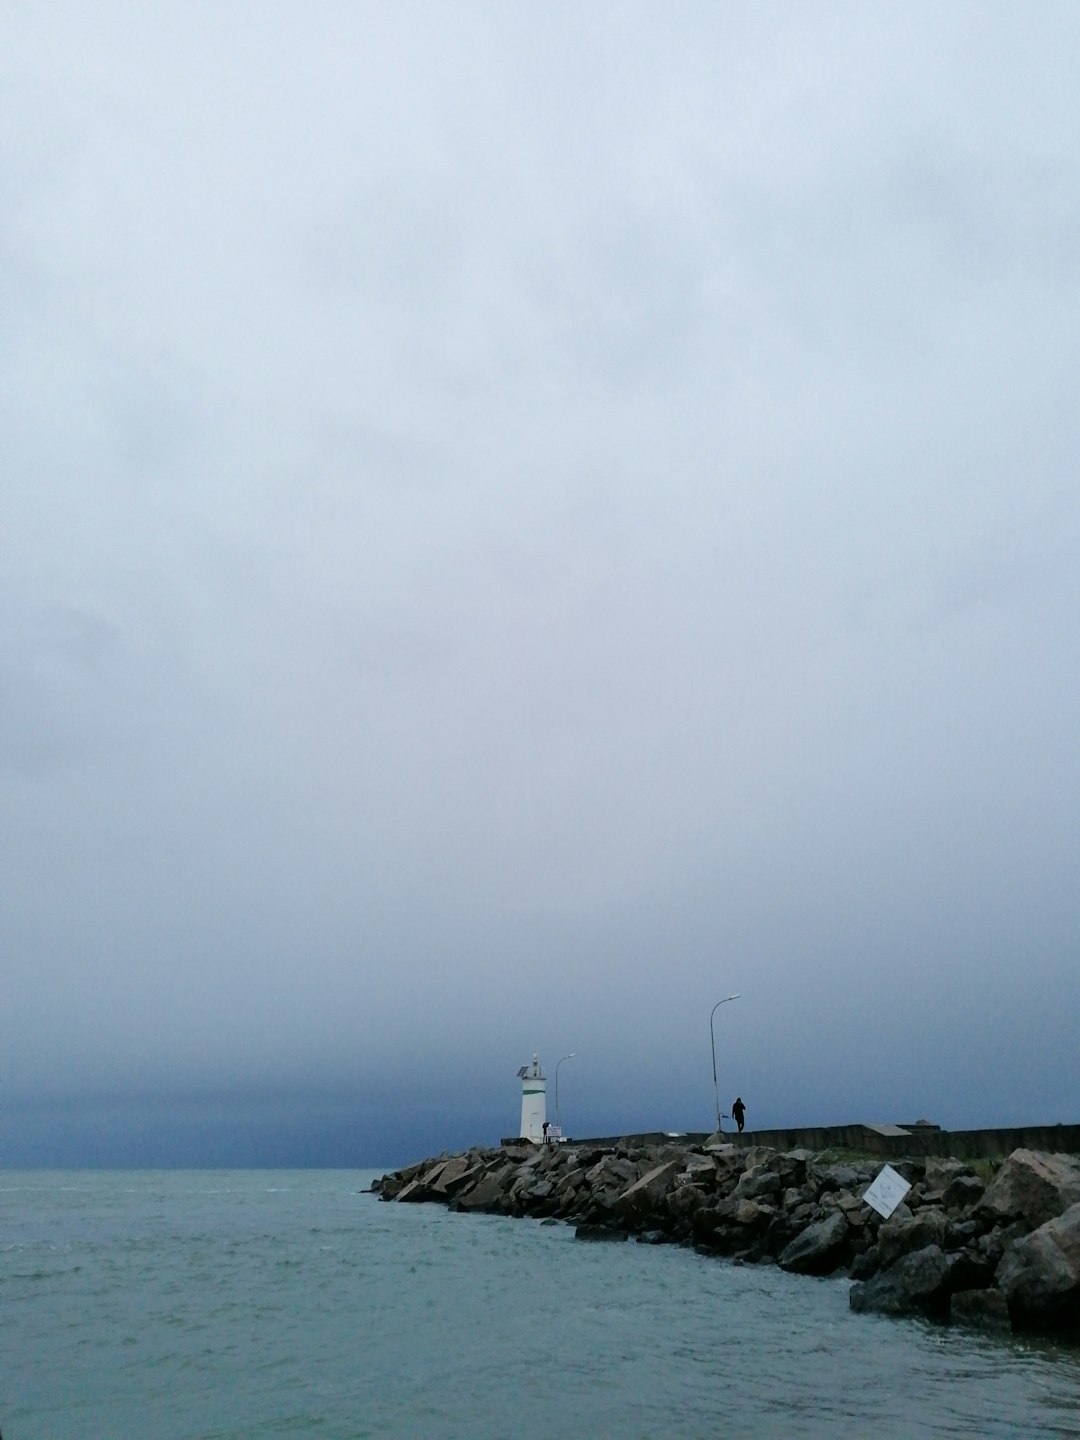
[3,1170,1079,1439]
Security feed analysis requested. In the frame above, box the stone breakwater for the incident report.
[375,1141,1080,1338]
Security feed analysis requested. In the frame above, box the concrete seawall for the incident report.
[553,1123,1080,1161]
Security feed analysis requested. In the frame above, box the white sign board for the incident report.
[862,1164,912,1219]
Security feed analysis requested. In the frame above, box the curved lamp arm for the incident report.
[710,995,741,1136]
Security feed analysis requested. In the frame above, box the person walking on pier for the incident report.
[732,1097,746,1134]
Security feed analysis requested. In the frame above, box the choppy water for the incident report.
[3,1170,1079,1438]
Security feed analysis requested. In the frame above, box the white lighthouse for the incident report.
[517,1055,547,1142]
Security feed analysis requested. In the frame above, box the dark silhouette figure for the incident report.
[732,1097,746,1133]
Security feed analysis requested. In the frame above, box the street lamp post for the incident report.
[555,1053,576,1136]
[710,995,741,1137]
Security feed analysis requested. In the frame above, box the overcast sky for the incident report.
[4,3,1079,1166]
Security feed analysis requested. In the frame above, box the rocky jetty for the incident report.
[375,1141,1080,1339]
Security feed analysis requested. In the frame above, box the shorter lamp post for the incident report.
[710,995,741,1137]
[555,1053,576,1136]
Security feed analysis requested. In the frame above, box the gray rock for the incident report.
[382,1154,445,1200]
[876,1208,948,1268]
[950,1288,1011,1333]
[812,1164,864,1194]
[980,1149,1080,1230]
[740,1145,779,1171]
[680,1153,717,1179]
[778,1151,810,1186]
[944,1218,978,1249]
[455,1171,513,1212]
[402,1156,471,1200]
[668,1184,707,1218]
[849,1244,951,1320]
[892,1160,926,1185]
[778,1212,850,1276]
[690,1205,722,1240]
[850,1244,880,1281]
[733,1198,775,1228]
[996,1201,1080,1333]
[592,1184,630,1214]
[381,1139,1080,1344]
[735,1168,782,1201]
[941,1174,985,1211]
[434,1156,481,1196]
[925,1158,970,1190]
[585,1155,638,1187]
[945,1248,996,1294]
[574,1148,609,1169]
[975,1227,1003,1264]
[575,1223,628,1242]
[616,1161,680,1214]
[763,1211,800,1254]
[511,1154,544,1178]
[787,1202,816,1228]
[556,1168,584,1198]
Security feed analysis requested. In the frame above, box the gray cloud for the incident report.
[3,3,1079,1163]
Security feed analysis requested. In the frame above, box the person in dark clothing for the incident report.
[732,1097,746,1133]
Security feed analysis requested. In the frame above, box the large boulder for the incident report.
[995,1202,1080,1333]
[616,1161,680,1215]
[876,1208,948,1268]
[734,1168,782,1201]
[849,1244,952,1319]
[740,1145,780,1171]
[778,1212,850,1276]
[812,1163,866,1196]
[396,1157,465,1202]
[778,1150,811,1187]
[980,1150,1080,1229]
[585,1155,639,1188]
[690,1203,725,1242]
[941,1174,985,1212]
[668,1183,708,1219]
[454,1169,513,1213]
[575,1223,628,1242]
[732,1198,775,1228]
[924,1158,971,1191]
[679,1153,719,1185]
[950,1288,1011,1333]
[556,1167,584,1198]
[850,1244,881,1281]
[945,1248,996,1294]
[432,1155,479,1196]
[379,1156,434,1199]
